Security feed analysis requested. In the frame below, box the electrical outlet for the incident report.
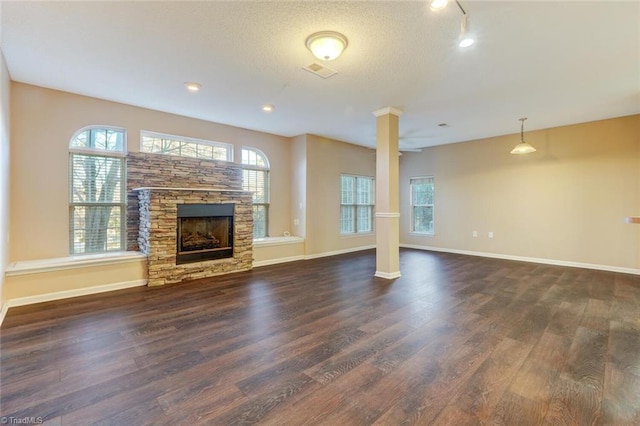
[488,231,494,238]
[472,230,478,237]
[294,219,299,225]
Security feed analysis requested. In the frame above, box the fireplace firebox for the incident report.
[176,204,234,264]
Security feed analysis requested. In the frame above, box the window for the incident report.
[410,176,434,235]
[341,175,375,234]
[140,131,233,162]
[69,127,126,254]
[241,147,270,238]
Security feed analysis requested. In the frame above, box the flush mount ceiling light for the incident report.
[305,31,348,61]
[185,82,201,92]
[261,104,274,113]
[510,117,537,154]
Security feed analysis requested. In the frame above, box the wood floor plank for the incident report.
[608,320,640,377]
[602,362,640,424]
[303,321,414,385]
[488,390,548,426]
[432,337,533,424]
[541,325,609,425]
[372,314,506,425]
[542,377,603,425]
[1,249,639,424]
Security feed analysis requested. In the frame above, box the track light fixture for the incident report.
[429,0,476,48]
[458,15,474,47]
[510,118,537,154]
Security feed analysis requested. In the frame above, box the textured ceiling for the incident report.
[2,1,639,149]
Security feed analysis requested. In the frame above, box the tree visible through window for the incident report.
[140,131,233,162]
[69,127,126,254]
[241,147,270,238]
[341,175,375,234]
[410,176,434,235]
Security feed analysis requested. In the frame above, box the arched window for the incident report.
[241,147,270,238]
[69,126,126,254]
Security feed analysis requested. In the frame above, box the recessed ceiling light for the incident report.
[438,123,448,127]
[262,104,275,112]
[185,82,201,92]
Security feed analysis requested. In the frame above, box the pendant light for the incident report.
[510,117,537,154]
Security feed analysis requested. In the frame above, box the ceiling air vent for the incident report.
[303,63,338,79]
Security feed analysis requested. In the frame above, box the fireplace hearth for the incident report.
[176,203,234,264]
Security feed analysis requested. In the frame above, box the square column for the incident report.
[373,107,403,279]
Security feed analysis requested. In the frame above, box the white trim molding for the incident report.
[5,252,147,276]
[375,212,401,218]
[0,302,8,327]
[304,245,376,260]
[372,107,404,117]
[375,271,402,279]
[6,279,147,308]
[253,255,305,268]
[400,244,640,275]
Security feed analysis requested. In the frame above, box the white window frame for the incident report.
[69,126,127,255]
[241,147,270,239]
[140,130,233,162]
[410,176,435,236]
[340,174,375,235]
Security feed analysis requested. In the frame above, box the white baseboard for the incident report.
[6,279,148,308]
[0,301,8,327]
[253,255,305,268]
[253,245,375,267]
[400,244,640,275]
[375,270,402,279]
[304,245,376,260]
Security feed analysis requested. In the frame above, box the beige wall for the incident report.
[0,49,10,309]
[5,260,146,301]
[9,83,292,261]
[5,80,638,307]
[253,241,305,265]
[400,115,640,270]
[304,134,376,255]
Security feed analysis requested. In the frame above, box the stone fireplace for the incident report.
[127,152,253,286]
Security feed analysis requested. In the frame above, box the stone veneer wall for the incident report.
[137,188,253,286]
[127,152,242,251]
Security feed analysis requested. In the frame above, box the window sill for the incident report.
[409,232,435,237]
[253,236,304,247]
[5,251,146,276]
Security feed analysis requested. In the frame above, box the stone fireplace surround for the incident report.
[136,187,253,286]
[127,152,253,286]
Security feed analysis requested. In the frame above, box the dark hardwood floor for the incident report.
[1,249,639,425]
